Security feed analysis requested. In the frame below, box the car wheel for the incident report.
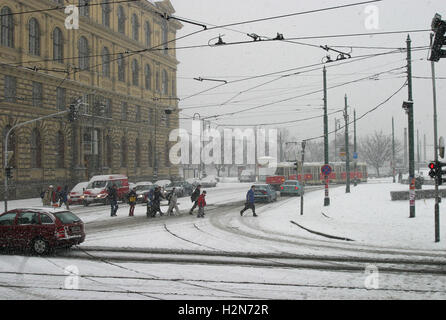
[32,238,49,255]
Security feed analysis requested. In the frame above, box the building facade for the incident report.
[0,0,182,199]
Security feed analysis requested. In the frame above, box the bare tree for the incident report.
[358,131,402,177]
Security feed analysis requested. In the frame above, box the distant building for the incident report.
[0,0,182,199]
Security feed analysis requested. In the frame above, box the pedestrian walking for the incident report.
[127,187,137,217]
[59,185,70,210]
[197,191,207,218]
[107,184,119,217]
[150,186,165,217]
[52,186,60,206]
[43,185,53,206]
[240,185,257,217]
[146,187,155,217]
[189,184,201,215]
[166,188,180,216]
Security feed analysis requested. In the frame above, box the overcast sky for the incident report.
[169,0,445,159]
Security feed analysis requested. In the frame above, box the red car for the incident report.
[0,208,85,254]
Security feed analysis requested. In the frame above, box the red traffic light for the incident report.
[429,162,435,169]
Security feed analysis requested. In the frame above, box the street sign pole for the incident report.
[300,141,306,215]
[321,164,332,207]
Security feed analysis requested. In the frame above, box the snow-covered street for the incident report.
[1,179,446,300]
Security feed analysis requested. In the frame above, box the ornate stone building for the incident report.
[0,0,182,199]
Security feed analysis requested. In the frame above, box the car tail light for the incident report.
[55,226,67,239]
[281,186,284,190]
[295,186,299,190]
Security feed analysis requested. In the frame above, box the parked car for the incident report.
[81,174,129,206]
[129,182,137,190]
[68,181,88,205]
[135,182,155,203]
[240,170,256,182]
[253,184,277,203]
[155,180,171,189]
[200,175,218,188]
[280,180,304,196]
[0,208,85,254]
[186,178,201,188]
[164,181,194,197]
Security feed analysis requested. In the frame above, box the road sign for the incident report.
[353,152,358,159]
[321,164,332,176]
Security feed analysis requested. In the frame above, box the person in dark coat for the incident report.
[189,184,201,215]
[59,185,70,210]
[240,185,257,217]
[150,186,165,217]
[127,187,137,217]
[108,184,119,217]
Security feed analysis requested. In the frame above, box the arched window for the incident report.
[3,125,16,168]
[148,141,153,167]
[56,131,65,168]
[0,7,14,48]
[101,0,111,27]
[78,36,89,70]
[29,18,40,56]
[117,6,125,34]
[132,59,139,86]
[53,27,63,62]
[120,136,127,167]
[102,47,110,77]
[135,138,140,168]
[131,14,139,41]
[145,64,152,90]
[144,21,151,47]
[30,128,42,168]
[117,53,125,82]
[162,69,168,95]
[155,70,160,92]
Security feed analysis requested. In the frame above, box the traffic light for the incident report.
[428,161,446,185]
[428,162,436,178]
[429,13,446,62]
[5,167,12,180]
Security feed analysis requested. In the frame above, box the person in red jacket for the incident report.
[197,191,207,218]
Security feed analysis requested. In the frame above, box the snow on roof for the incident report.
[89,174,127,182]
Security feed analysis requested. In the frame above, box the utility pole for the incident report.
[354,109,357,186]
[404,128,408,170]
[417,129,420,173]
[424,134,427,162]
[323,66,330,206]
[344,95,350,193]
[430,32,440,242]
[407,34,416,218]
[334,118,337,162]
[392,117,396,183]
[300,140,306,215]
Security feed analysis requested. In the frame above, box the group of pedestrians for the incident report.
[40,185,70,209]
[105,183,257,219]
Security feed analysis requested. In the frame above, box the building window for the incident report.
[117,53,125,82]
[161,21,168,54]
[79,0,90,17]
[144,22,151,47]
[120,136,127,167]
[135,138,140,168]
[132,59,139,86]
[105,135,112,168]
[101,0,111,27]
[117,6,125,34]
[56,87,66,110]
[3,125,16,168]
[32,82,43,107]
[4,75,16,102]
[29,18,40,56]
[121,102,127,120]
[56,131,65,168]
[53,27,63,62]
[171,77,176,97]
[105,98,112,117]
[78,36,89,70]
[30,128,42,168]
[162,69,168,95]
[155,70,160,92]
[131,14,139,41]
[144,64,151,90]
[0,7,14,48]
[102,47,110,78]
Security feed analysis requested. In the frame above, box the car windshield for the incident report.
[87,181,107,189]
[53,211,82,224]
[255,186,268,190]
[71,183,88,193]
[284,181,297,185]
[136,185,151,191]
